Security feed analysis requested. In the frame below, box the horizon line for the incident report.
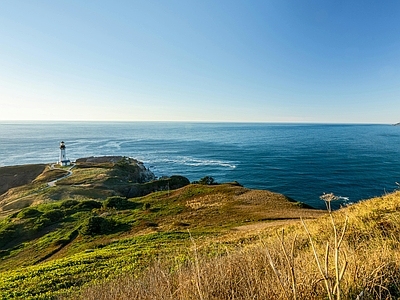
[0,120,394,125]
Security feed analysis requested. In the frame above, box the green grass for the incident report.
[1,160,399,299]
[0,160,325,299]
[0,231,191,300]
[72,191,400,300]
[0,181,321,299]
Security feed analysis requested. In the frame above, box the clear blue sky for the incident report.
[0,1,399,123]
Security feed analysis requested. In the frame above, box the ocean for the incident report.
[1,121,399,209]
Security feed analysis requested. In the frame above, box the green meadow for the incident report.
[0,158,399,299]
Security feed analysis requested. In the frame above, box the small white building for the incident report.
[59,141,71,166]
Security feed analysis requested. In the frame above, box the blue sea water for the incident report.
[1,121,399,209]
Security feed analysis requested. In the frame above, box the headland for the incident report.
[0,156,399,299]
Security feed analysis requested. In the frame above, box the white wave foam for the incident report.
[152,156,236,169]
[98,141,122,149]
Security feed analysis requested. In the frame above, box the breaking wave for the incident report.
[154,157,236,169]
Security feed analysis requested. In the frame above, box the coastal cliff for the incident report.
[0,156,189,214]
[76,156,156,183]
[0,157,399,299]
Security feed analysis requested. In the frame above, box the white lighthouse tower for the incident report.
[59,141,71,166]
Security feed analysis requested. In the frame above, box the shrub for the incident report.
[104,196,133,210]
[198,176,217,185]
[34,209,64,229]
[75,200,102,210]
[0,224,19,246]
[60,200,80,209]
[41,209,64,222]
[34,217,52,230]
[17,208,42,219]
[168,176,191,188]
[80,216,117,236]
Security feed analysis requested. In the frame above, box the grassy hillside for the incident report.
[0,184,323,299]
[0,164,47,195]
[0,157,186,219]
[1,159,398,299]
[74,191,400,300]
[0,159,324,299]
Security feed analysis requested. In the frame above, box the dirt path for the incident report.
[48,164,75,187]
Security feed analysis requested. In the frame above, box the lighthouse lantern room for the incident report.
[59,141,71,166]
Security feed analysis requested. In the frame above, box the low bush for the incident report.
[60,200,80,209]
[80,216,117,236]
[34,209,64,229]
[195,176,218,185]
[104,196,134,210]
[0,224,19,247]
[17,208,42,219]
[42,209,64,222]
[75,200,102,210]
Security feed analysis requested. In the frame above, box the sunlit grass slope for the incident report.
[74,191,400,300]
[2,159,398,300]
[0,163,323,300]
[0,156,181,219]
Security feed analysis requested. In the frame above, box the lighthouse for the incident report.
[59,141,71,166]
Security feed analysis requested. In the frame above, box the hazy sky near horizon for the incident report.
[0,1,399,123]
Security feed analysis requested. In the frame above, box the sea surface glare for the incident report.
[1,122,399,209]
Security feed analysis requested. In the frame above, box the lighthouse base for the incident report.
[59,160,71,166]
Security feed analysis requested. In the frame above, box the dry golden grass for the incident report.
[33,167,68,184]
[74,191,400,300]
[2,160,398,299]
[161,184,325,230]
